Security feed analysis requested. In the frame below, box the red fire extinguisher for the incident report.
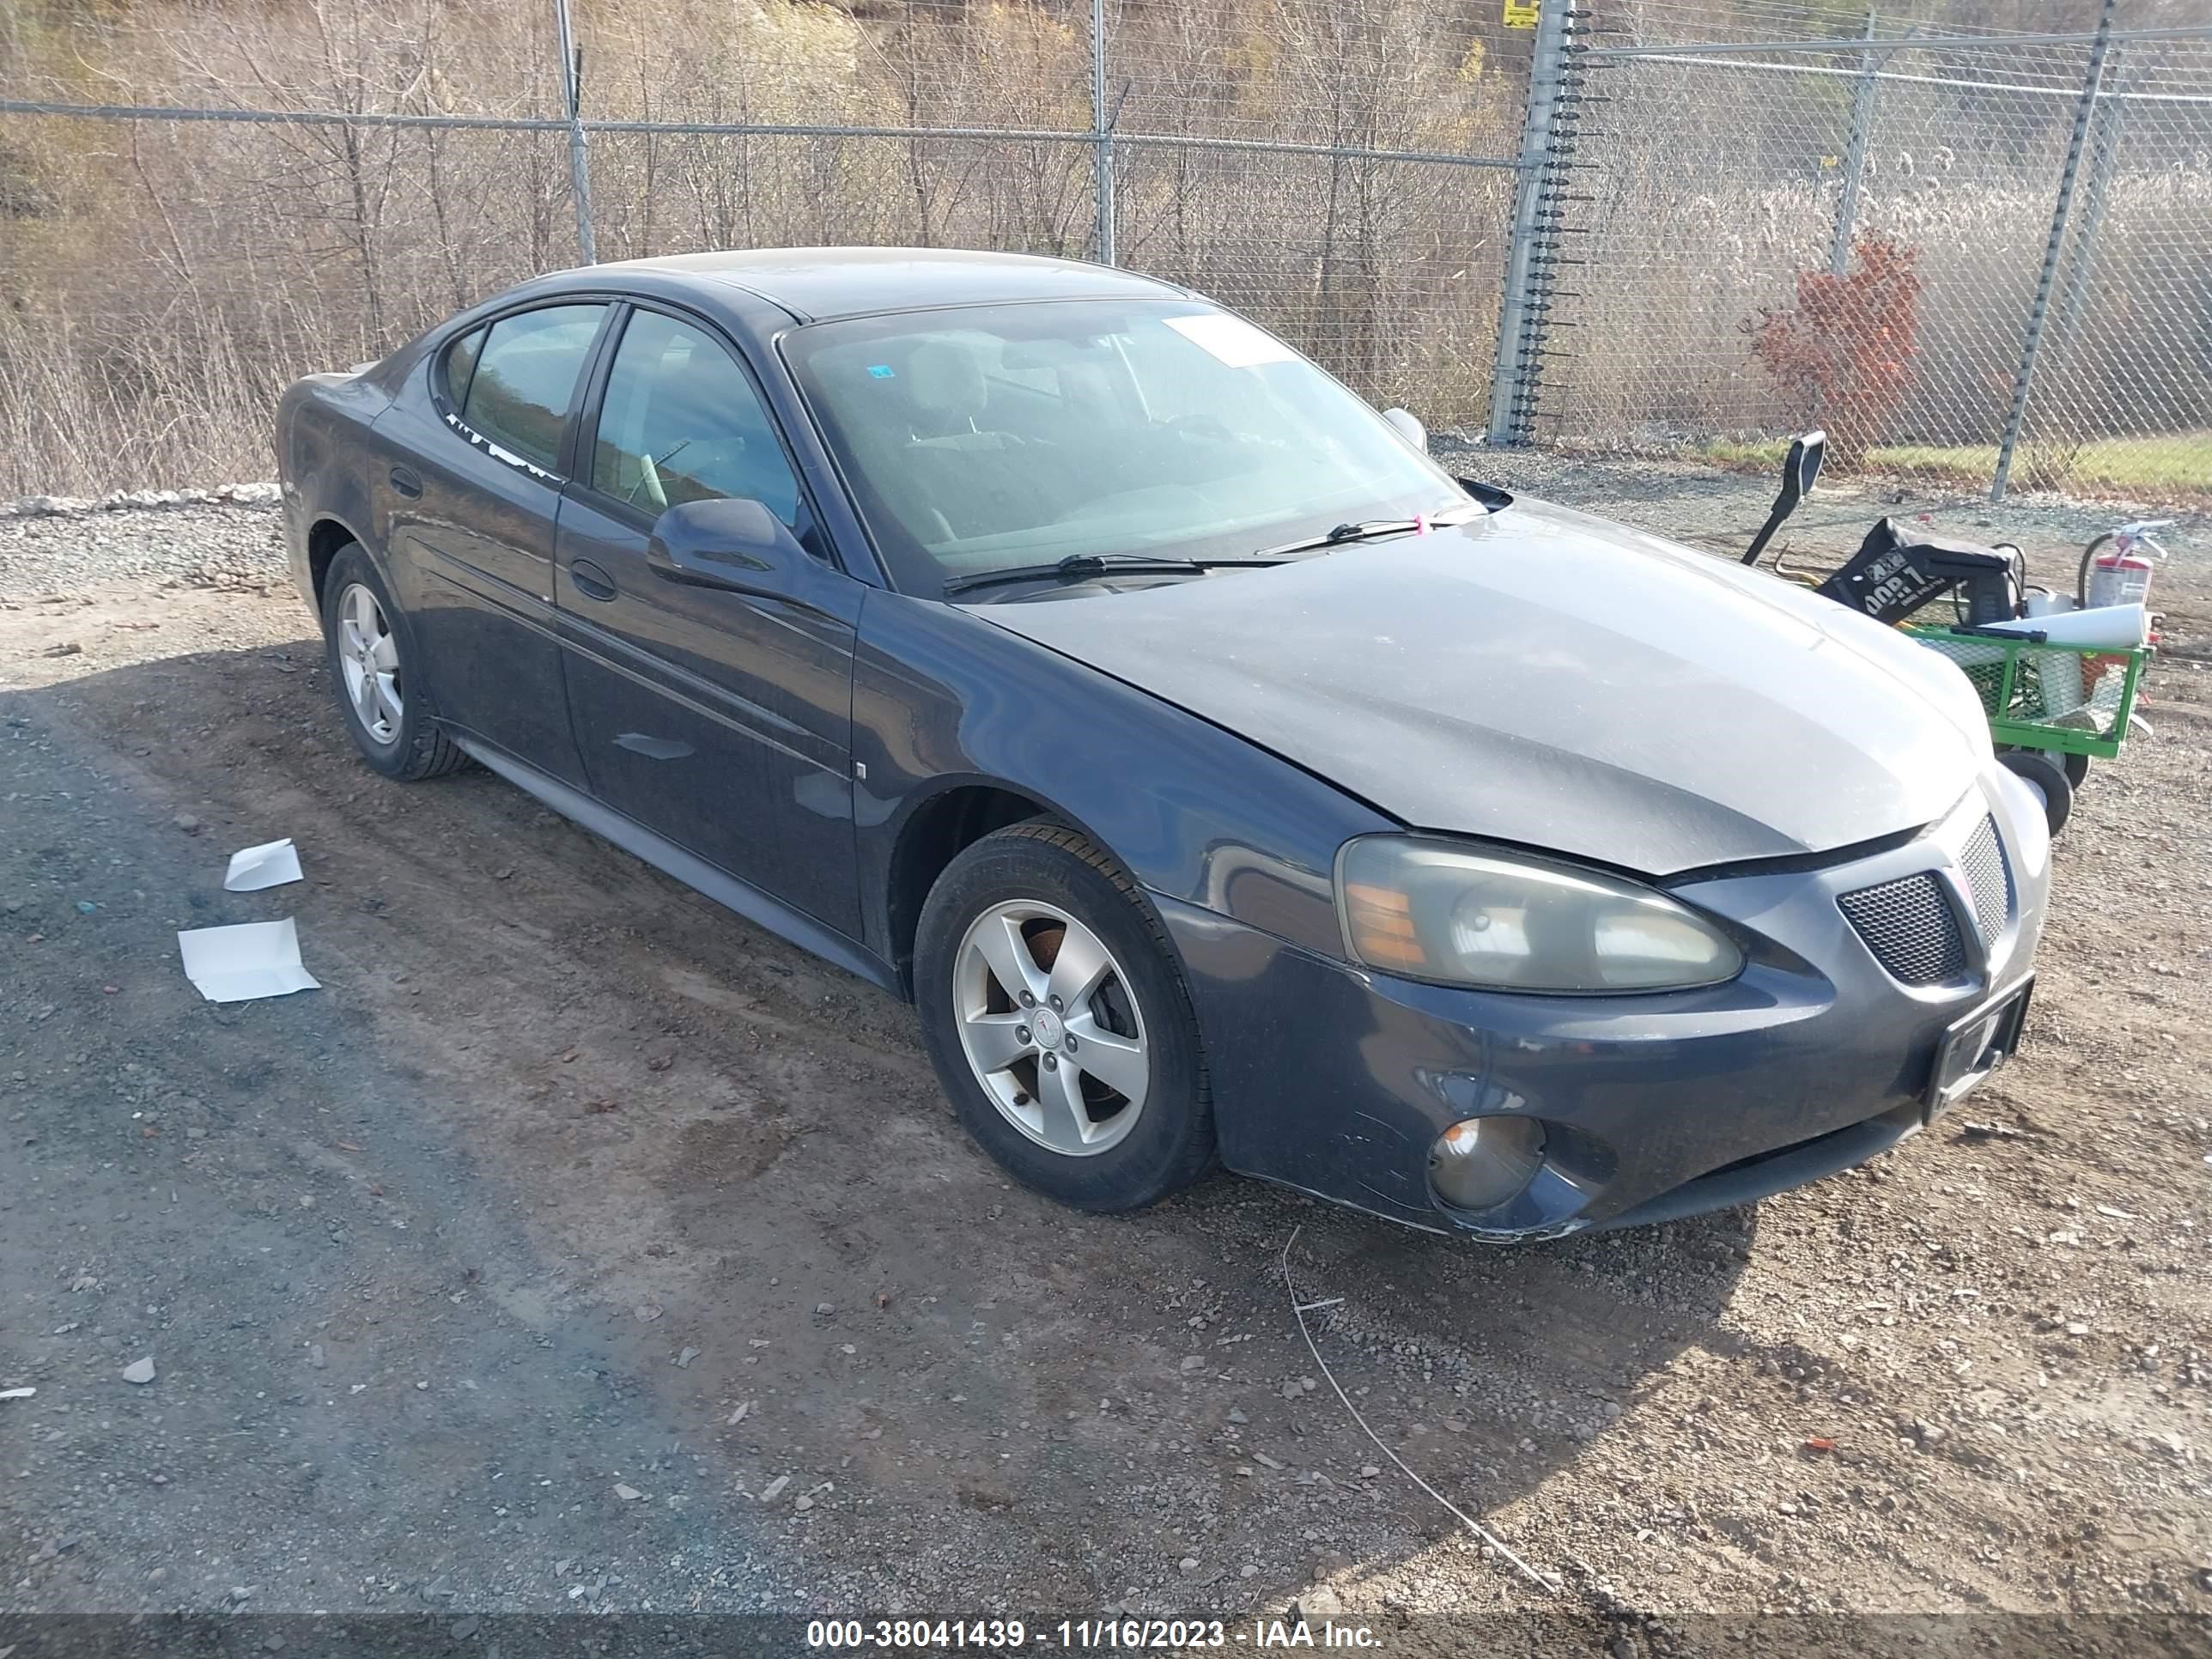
[2080,519,2170,611]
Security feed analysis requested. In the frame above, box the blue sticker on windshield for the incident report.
[867,364,896,379]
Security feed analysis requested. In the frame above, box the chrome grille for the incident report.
[1838,873,1967,986]
[1958,814,2010,945]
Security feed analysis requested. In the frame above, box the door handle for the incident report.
[570,559,618,602]
[388,465,423,500]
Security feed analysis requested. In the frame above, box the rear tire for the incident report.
[1998,749,2073,836]
[319,544,467,782]
[914,821,1216,1212]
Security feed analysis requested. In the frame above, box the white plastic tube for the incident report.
[1975,603,2148,649]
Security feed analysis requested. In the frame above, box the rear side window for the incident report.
[456,304,605,473]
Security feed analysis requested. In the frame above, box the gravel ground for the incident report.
[2,463,2209,1657]
[0,493,288,594]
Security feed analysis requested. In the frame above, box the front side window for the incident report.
[590,310,800,526]
[455,304,606,474]
[781,299,1460,595]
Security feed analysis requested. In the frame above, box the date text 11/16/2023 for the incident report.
[805,1618,1382,1649]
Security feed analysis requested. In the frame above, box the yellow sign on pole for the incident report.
[1504,0,1539,27]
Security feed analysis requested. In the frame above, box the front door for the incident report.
[553,306,864,939]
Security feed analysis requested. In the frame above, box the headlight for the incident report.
[1337,836,1743,993]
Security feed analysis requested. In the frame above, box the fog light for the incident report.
[1429,1115,1546,1212]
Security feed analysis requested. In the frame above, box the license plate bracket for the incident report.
[1926,975,2033,1123]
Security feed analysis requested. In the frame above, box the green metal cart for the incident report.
[1903,626,2151,763]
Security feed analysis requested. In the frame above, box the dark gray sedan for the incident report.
[276,247,2048,1241]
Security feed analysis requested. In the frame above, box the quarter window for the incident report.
[455,304,606,474]
[441,326,487,408]
[591,311,800,525]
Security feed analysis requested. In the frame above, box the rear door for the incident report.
[552,304,865,937]
[380,301,611,785]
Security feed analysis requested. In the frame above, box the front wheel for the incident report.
[913,822,1216,1212]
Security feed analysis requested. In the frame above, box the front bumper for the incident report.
[1158,769,2049,1239]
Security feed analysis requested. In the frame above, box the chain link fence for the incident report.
[0,0,1532,497]
[0,0,2205,502]
[1516,2,2212,500]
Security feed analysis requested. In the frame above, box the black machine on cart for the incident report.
[1738,431,2023,628]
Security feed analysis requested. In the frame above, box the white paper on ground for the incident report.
[223,837,303,892]
[177,919,320,1003]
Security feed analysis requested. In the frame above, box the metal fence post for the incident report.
[1990,0,2114,501]
[553,0,598,264]
[1091,0,1116,265]
[2052,51,2127,357]
[1827,9,1881,276]
[1486,0,1573,445]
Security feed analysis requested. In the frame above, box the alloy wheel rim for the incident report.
[951,899,1149,1158]
[337,583,403,745]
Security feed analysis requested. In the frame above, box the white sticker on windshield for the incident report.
[1164,312,1296,368]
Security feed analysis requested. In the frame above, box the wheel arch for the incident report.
[883,778,1138,1000]
[307,513,374,611]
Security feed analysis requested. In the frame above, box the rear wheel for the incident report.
[319,544,466,781]
[914,822,1216,1212]
[1998,749,2073,836]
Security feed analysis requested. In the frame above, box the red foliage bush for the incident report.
[1743,233,1924,468]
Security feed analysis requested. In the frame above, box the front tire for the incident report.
[914,822,1216,1212]
[319,544,466,782]
[1998,749,2074,836]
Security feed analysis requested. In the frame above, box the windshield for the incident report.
[781,299,1462,597]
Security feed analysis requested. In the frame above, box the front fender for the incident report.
[850,591,1391,968]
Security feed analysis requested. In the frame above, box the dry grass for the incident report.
[1698,431,2212,500]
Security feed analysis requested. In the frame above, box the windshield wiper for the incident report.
[1254,503,1486,560]
[944,551,1275,598]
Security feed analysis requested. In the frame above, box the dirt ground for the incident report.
[2,460,2208,1656]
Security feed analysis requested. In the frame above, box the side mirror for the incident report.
[1381,407,1427,452]
[1741,428,1826,568]
[646,496,805,593]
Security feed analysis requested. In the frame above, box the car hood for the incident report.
[969,497,1990,876]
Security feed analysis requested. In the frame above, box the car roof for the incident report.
[574,246,1190,324]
